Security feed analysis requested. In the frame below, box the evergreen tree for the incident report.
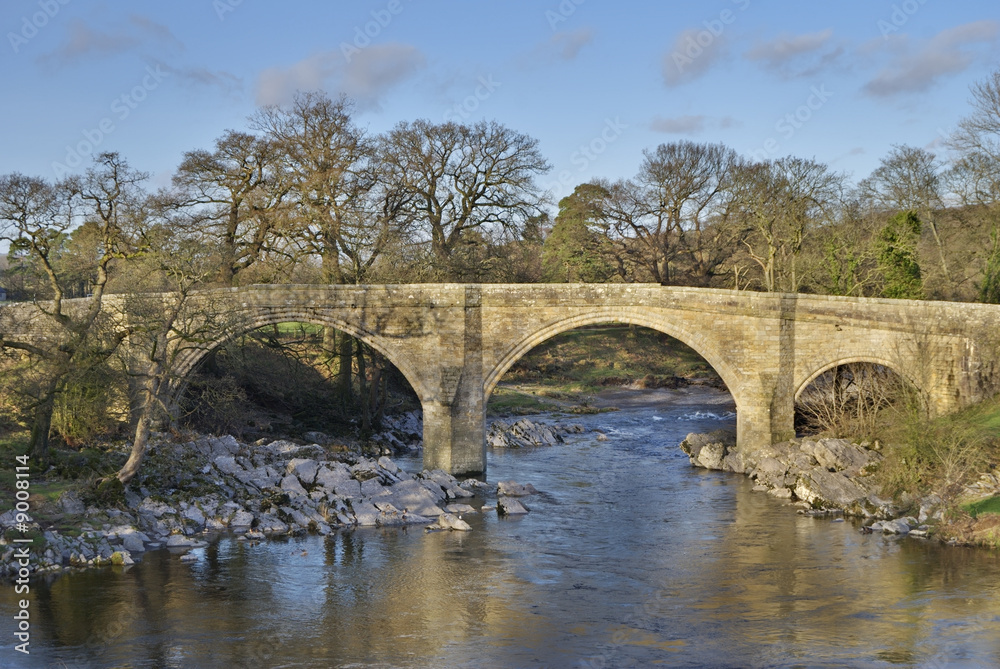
[876,210,924,299]
[542,184,615,282]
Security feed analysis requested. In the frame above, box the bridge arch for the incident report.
[169,307,429,403]
[793,355,917,403]
[484,309,746,410]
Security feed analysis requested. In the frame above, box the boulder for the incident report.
[445,503,477,514]
[794,469,874,509]
[488,419,563,449]
[426,513,472,531]
[679,430,737,470]
[382,479,446,517]
[497,480,538,497]
[286,459,320,486]
[351,500,381,526]
[497,497,529,515]
[213,455,244,476]
[122,533,146,554]
[280,475,308,497]
[801,439,874,473]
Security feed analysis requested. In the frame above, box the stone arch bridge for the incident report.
[4,284,999,477]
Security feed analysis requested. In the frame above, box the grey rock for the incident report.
[360,478,388,498]
[138,499,176,517]
[122,533,146,553]
[794,469,874,509]
[488,419,563,449]
[256,513,290,534]
[679,430,737,470]
[182,506,206,527]
[230,510,254,527]
[497,480,538,497]
[213,456,244,476]
[445,504,477,514]
[497,496,529,515]
[280,474,308,497]
[426,513,472,531]
[351,500,381,526]
[383,479,446,517]
[59,491,87,515]
[287,458,319,486]
[334,479,362,498]
[377,456,400,474]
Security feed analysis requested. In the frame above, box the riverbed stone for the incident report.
[497,497,529,515]
[427,513,472,531]
[383,479,446,517]
[360,478,388,498]
[794,469,873,509]
[280,474,308,497]
[488,418,563,449]
[230,510,254,528]
[122,533,146,554]
[287,458,319,486]
[445,503,477,514]
[351,500,380,526]
[497,480,538,497]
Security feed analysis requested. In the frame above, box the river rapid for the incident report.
[3,388,1000,668]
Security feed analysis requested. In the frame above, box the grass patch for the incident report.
[488,388,563,415]
[963,495,1000,519]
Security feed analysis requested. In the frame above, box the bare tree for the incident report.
[732,157,843,292]
[380,119,550,279]
[173,130,290,286]
[0,153,146,461]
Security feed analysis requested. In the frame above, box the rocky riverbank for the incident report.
[679,429,1000,543]
[0,422,542,580]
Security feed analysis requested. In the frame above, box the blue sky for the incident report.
[2,0,998,202]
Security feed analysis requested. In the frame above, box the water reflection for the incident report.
[3,389,1000,667]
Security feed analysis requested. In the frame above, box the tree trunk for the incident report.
[28,382,58,463]
[336,331,353,412]
[356,341,371,441]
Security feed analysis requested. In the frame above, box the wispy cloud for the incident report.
[744,29,842,77]
[519,28,594,68]
[38,15,182,67]
[650,114,739,134]
[662,28,728,87]
[153,61,243,98]
[256,43,426,109]
[863,21,999,97]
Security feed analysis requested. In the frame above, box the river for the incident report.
[3,388,1000,668]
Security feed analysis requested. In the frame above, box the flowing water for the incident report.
[3,388,1000,668]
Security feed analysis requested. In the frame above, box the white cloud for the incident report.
[663,28,728,87]
[650,115,707,134]
[38,15,181,66]
[256,43,426,109]
[863,21,999,97]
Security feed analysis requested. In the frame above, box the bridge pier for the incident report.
[421,399,486,476]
